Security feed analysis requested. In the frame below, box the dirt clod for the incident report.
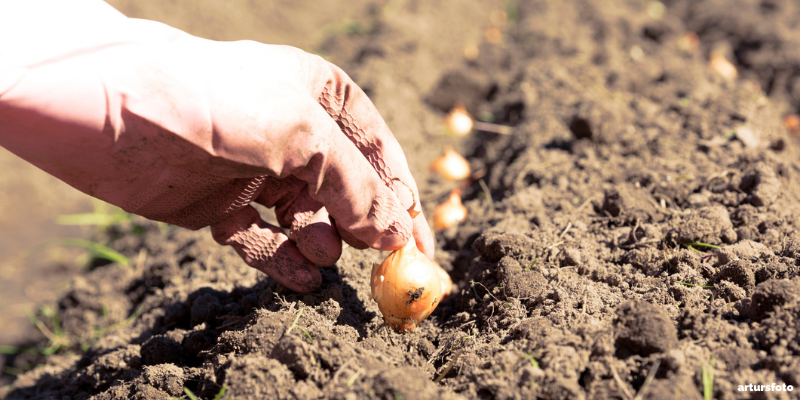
[143,364,184,397]
[668,205,736,245]
[225,355,294,400]
[751,278,800,321]
[141,336,183,366]
[613,301,678,357]
[713,240,770,265]
[714,260,756,295]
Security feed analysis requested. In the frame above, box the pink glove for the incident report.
[0,0,434,293]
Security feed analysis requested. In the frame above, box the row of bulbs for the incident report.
[370,105,510,332]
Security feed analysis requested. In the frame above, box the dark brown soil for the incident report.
[5,0,800,399]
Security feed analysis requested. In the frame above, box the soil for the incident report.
[4,0,800,399]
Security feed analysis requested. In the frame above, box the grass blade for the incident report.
[0,345,24,355]
[213,385,228,400]
[17,238,130,267]
[184,388,199,400]
[702,356,715,400]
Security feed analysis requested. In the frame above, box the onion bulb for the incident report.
[445,104,474,136]
[709,52,737,81]
[430,147,471,181]
[677,32,699,53]
[433,190,468,231]
[371,237,453,332]
[784,114,800,136]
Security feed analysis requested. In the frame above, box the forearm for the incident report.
[0,0,320,178]
[0,0,222,203]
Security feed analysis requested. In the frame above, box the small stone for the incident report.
[687,192,710,208]
[720,227,738,244]
[734,125,760,148]
[600,185,657,222]
[669,205,733,245]
[322,286,344,303]
[190,292,221,327]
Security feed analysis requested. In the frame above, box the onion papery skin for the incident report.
[433,191,468,231]
[371,238,445,332]
[430,147,471,181]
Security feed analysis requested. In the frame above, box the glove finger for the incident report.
[288,95,414,252]
[209,205,321,293]
[256,186,342,267]
[289,206,342,267]
[333,218,370,250]
[302,54,435,259]
[251,175,306,223]
[411,209,435,259]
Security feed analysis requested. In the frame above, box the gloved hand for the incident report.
[0,0,434,293]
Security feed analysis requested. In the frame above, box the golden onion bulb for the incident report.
[430,147,471,181]
[432,190,468,231]
[371,237,451,332]
[710,52,737,81]
[445,104,474,136]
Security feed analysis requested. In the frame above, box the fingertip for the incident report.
[258,239,323,294]
[291,208,343,267]
[292,225,342,267]
[335,222,370,250]
[413,211,436,260]
[209,206,322,294]
[329,186,414,252]
[369,194,414,251]
[289,261,322,293]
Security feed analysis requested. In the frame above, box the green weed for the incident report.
[675,281,714,289]
[505,0,518,24]
[55,200,133,228]
[523,353,540,369]
[702,356,715,400]
[15,238,130,268]
[213,385,228,400]
[685,242,720,253]
[285,307,314,344]
[81,306,145,351]
[0,346,34,355]
[526,257,540,271]
[3,366,25,376]
[478,179,494,211]
[28,305,69,356]
[184,387,199,400]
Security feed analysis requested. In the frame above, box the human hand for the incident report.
[0,0,434,293]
